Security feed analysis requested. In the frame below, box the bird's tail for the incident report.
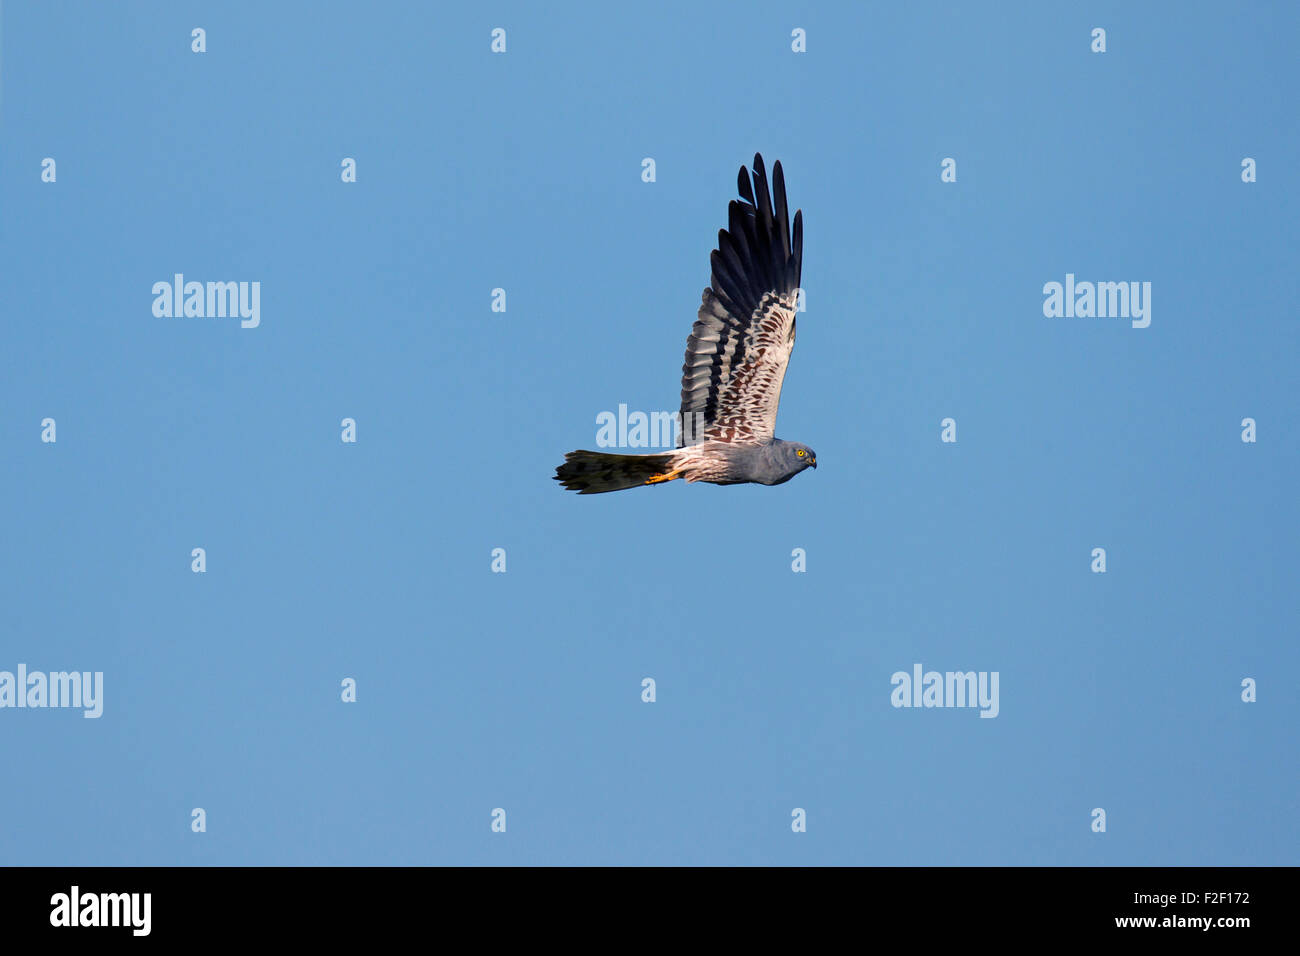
[554,449,683,494]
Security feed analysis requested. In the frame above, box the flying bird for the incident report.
[554,153,816,494]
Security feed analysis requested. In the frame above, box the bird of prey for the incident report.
[554,153,816,494]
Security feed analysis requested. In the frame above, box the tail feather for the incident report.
[554,450,680,494]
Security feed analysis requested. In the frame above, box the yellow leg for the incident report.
[644,470,682,485]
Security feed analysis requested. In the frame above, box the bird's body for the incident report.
[555,154,816,494]
[555,438,813,495]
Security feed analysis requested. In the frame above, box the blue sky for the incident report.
[0,1,1295,865]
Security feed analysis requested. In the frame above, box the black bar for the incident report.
[1,866,1279,941]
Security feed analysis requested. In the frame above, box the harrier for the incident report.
[554,153,816,494]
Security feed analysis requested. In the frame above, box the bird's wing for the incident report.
[679,153,803,446]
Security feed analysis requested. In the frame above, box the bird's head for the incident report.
[787,442,817,471]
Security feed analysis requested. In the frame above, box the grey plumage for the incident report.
[555,153,817,494]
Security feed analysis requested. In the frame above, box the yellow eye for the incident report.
[796,449,805,457]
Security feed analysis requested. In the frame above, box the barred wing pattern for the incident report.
[679,154,803,446]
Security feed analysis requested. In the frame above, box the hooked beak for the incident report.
[810,457,817,468]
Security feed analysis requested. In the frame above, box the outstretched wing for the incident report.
[679,153,803,446]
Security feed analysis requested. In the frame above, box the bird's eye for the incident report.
[796,449,806,457]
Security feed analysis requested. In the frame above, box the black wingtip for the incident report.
[792,209,803,286]
[751,153,767,192]
[737,163,754,205]
[772,161,790,261]
[722,153,802,293]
